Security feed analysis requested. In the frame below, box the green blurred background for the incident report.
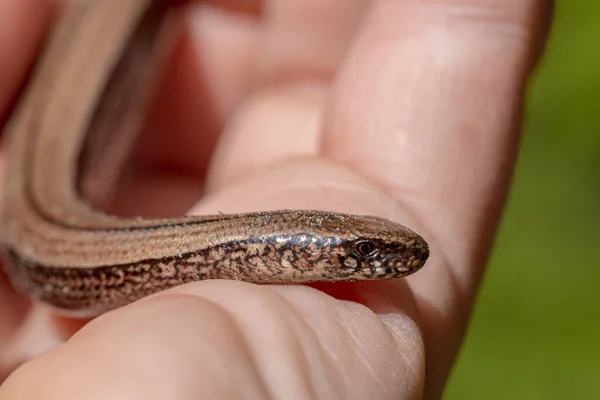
[445,3,600,399]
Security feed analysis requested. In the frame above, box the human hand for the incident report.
[0,0,553,398]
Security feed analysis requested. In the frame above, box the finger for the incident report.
[0,0,54,123]
[0,0,55,353]
[322,0,553,395]
[1,281,424,399]
[206,0,369,189]
[112,3,262,216]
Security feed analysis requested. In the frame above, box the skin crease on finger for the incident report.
[0,0,551,399]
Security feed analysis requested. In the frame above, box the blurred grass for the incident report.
[445,2,600,399]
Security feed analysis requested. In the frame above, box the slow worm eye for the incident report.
[355,241,378,257]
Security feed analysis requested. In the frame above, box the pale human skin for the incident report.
[0,0,552,398]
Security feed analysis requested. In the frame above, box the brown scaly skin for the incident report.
[4,211,429,317]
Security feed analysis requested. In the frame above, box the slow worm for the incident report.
[0,0,429,317]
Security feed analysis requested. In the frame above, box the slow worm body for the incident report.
[0,0,429,317]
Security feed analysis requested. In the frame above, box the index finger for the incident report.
[322,0,552,395]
